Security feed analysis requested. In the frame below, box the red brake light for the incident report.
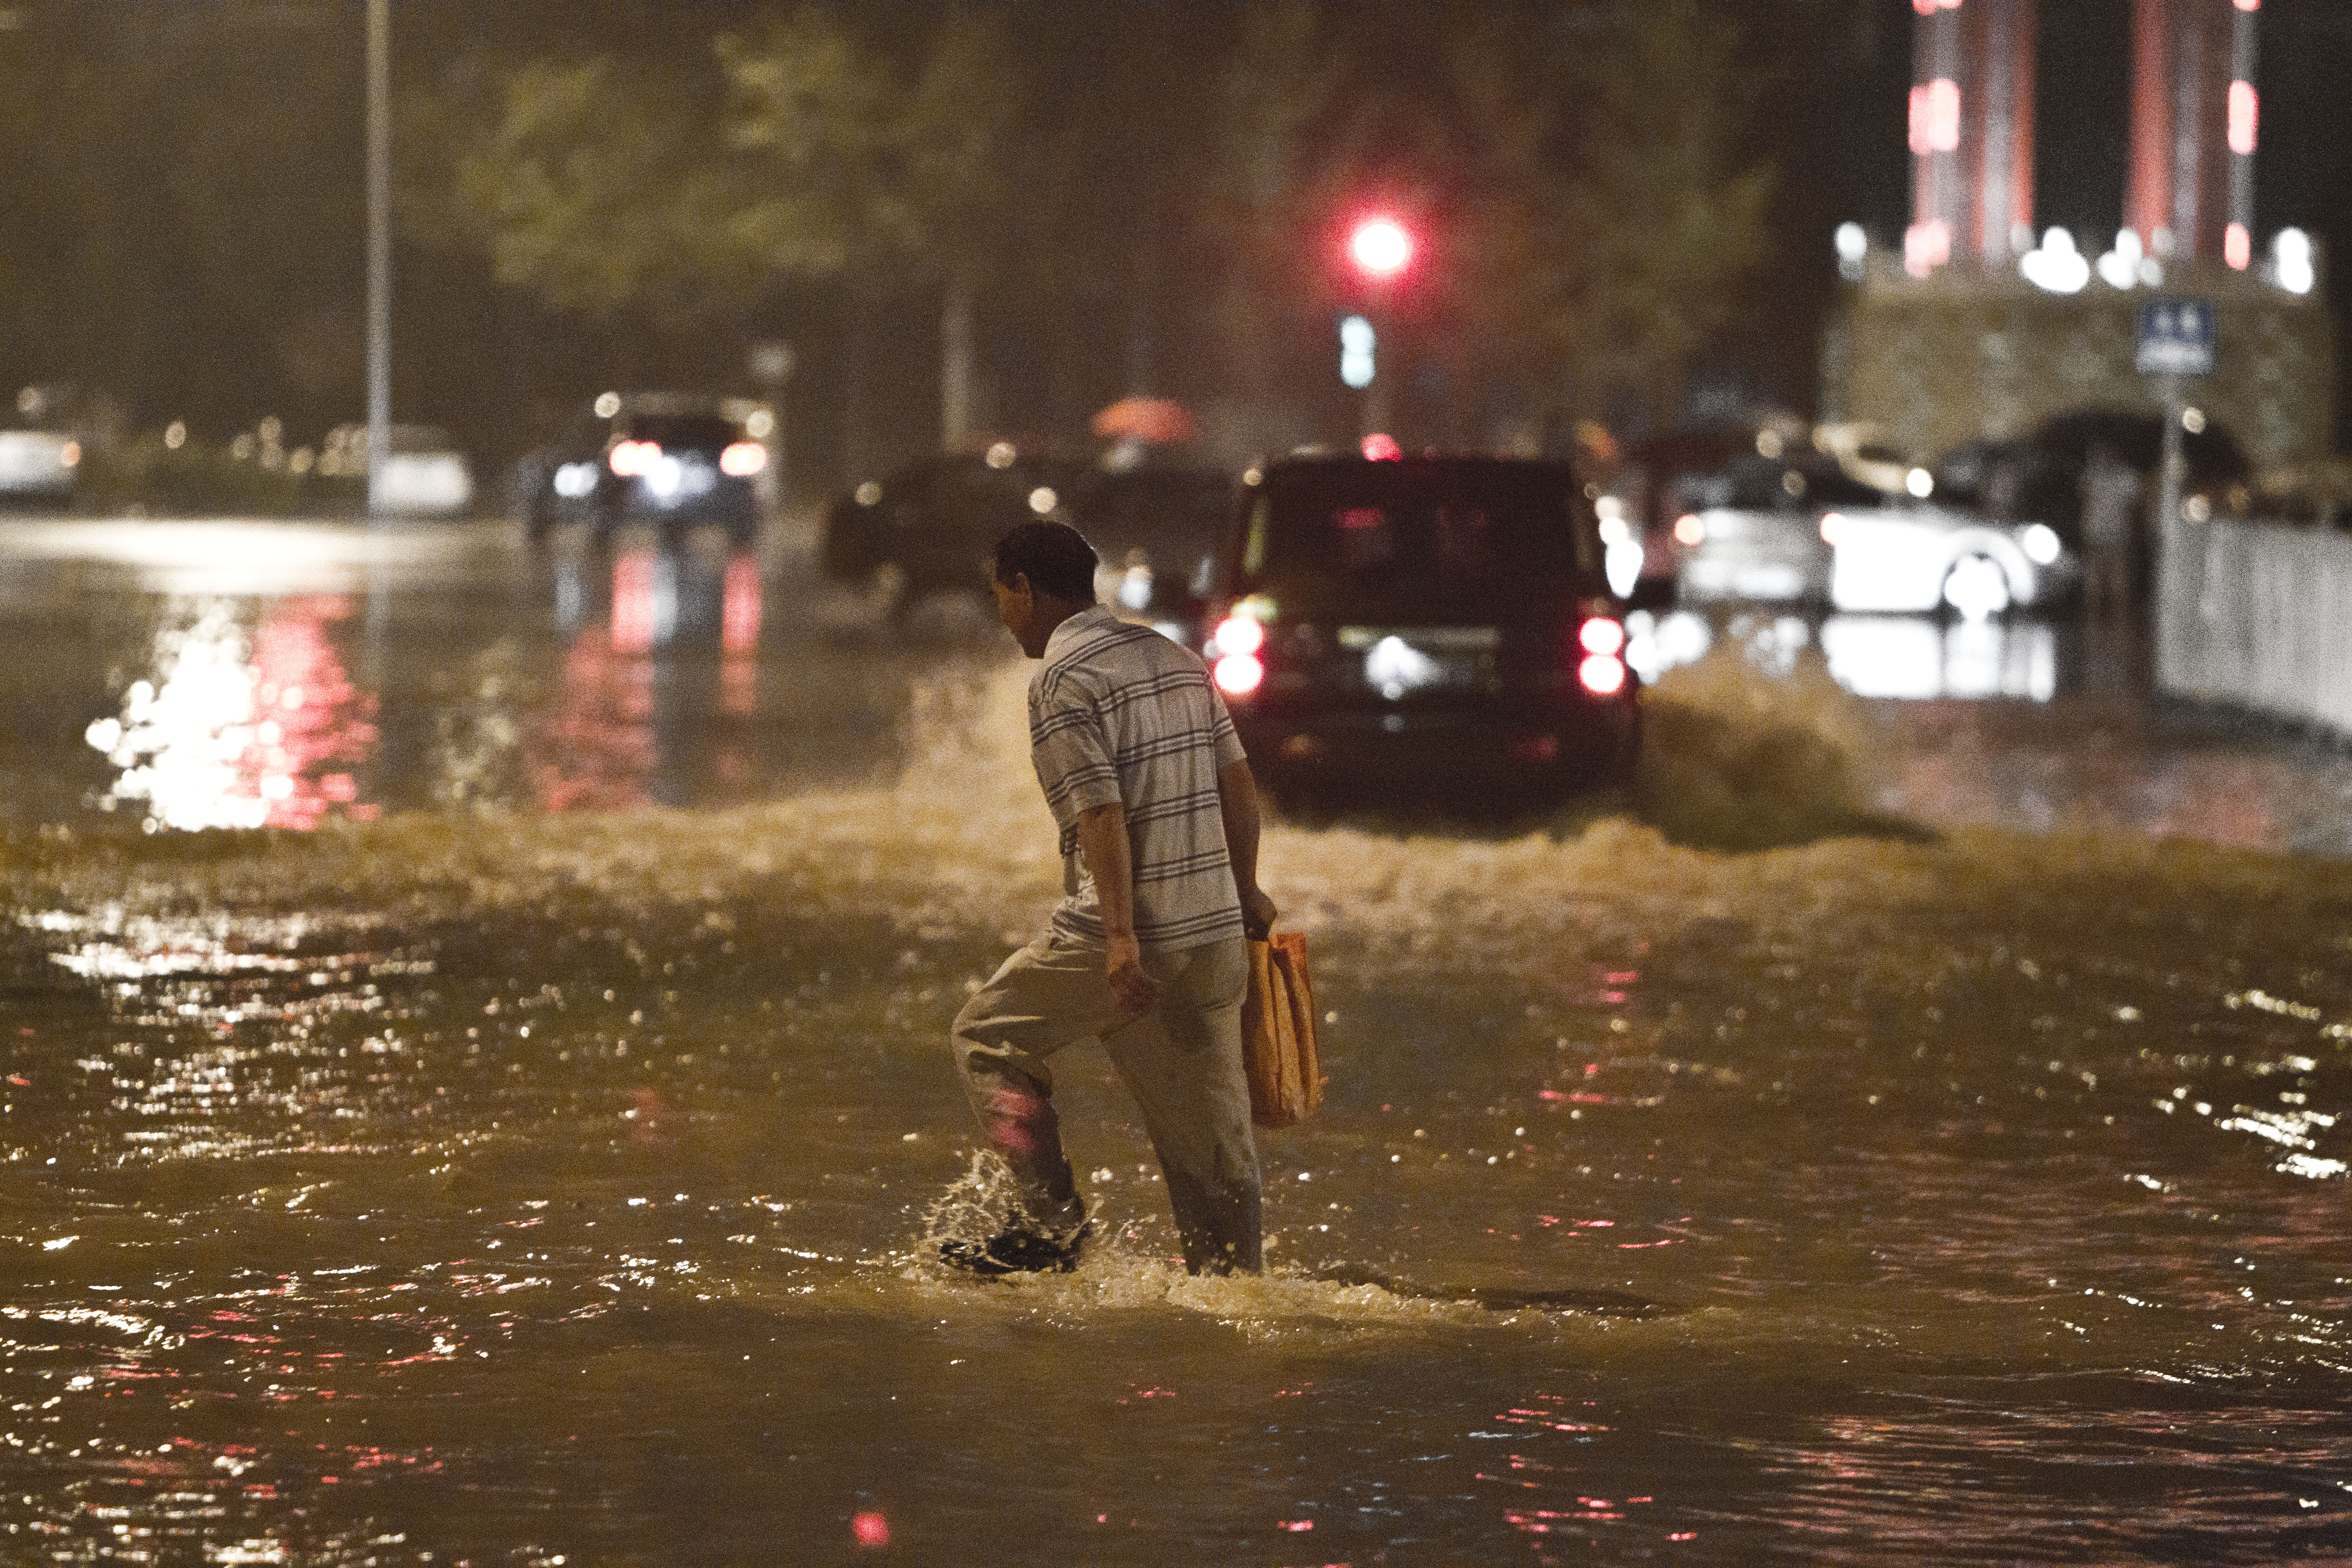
[1360,433,1402,462]
[720,441,768,477]
[1213,653,1264,696]
[1673,514,1705,547]
[1213,615,1265,658]
[609,439,660,477]
[1579,617,1625,657]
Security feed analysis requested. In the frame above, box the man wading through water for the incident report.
[944,521,1278,1276]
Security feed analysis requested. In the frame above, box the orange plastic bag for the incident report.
[1243,932,1321,1128]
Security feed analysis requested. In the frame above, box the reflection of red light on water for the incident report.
[612,552,659,653]
[723,554,762,652]
[531,626,657,812]
[851,1510,890,1547]
[245,596,377,829]
[722,552,762,715]
[722,656,756,719]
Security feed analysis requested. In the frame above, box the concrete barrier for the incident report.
[2157,515,2352,735]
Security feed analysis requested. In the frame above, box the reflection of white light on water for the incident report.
[1819,616,2055,701]
[0,519,450,596]
[1623,609,1709,685]
[87,604,270,831]
[86,599,377,831]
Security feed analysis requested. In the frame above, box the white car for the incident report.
[1820,503,2076,618]
[323,424,474,515]
[1669,454,2077,619]
[0,427,81,500]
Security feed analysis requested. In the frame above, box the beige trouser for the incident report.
[951,931,1261,1274]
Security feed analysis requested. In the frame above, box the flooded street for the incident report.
[3,516,2352,1564]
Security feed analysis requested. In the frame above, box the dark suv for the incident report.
[1200,454,1638,795]
[820,445,1084,608]
[517,392,773,547]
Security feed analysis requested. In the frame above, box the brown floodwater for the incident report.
[0,517,2348,1564]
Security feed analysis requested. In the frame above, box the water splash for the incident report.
[1631,643,1918,851]
[915,1147,1032,1260]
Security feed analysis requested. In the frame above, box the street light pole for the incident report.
[1345,216,1413,442]
[365,0,391,518]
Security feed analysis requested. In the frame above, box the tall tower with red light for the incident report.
[2126,0,2260,270]
[1905,0,2037,278]
[1835,0,2326,478]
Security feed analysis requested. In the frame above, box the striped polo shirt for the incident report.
[1029,605,1247,954]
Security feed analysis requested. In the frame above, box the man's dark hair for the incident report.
[992,521,1099,600]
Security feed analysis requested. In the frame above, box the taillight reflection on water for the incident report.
[1579,654,1627,696]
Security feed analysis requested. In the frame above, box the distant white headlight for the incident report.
[2021,523,2062,565]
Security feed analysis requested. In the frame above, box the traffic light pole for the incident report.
[1360,306,1394,441]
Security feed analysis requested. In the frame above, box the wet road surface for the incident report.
[0,514,2349,1564]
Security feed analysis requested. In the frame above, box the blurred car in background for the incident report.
[0,385,84,504]
[1670,446,2077,618]
[1064,462,1237,629]
[318,424,474,515]
[1667,451,1875,608]
[1818,500,2077,617]
[1197,452,1638,797]
[1936,407,2251,536]
[516,392,774,547]
[820,442,1085,608]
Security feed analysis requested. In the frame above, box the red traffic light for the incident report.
[1348,217,1413,280]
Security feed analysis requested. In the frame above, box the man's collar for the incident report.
[1040,601,1117,658]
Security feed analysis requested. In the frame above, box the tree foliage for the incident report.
[419,8,1022,331]
[0,0,1795,464]
[1450,2,1777,425]
[1175,0,1776,438]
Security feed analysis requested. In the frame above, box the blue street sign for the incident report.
[2137,296,2215,376]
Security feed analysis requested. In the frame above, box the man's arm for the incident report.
[1074,801,1159,1013]
[1218,757,1279,939]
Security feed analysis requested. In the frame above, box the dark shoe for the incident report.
[939,1219,1090,1276]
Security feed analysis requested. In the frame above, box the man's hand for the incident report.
[1239,883,1278,942]
[1105,931,1160,1014]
